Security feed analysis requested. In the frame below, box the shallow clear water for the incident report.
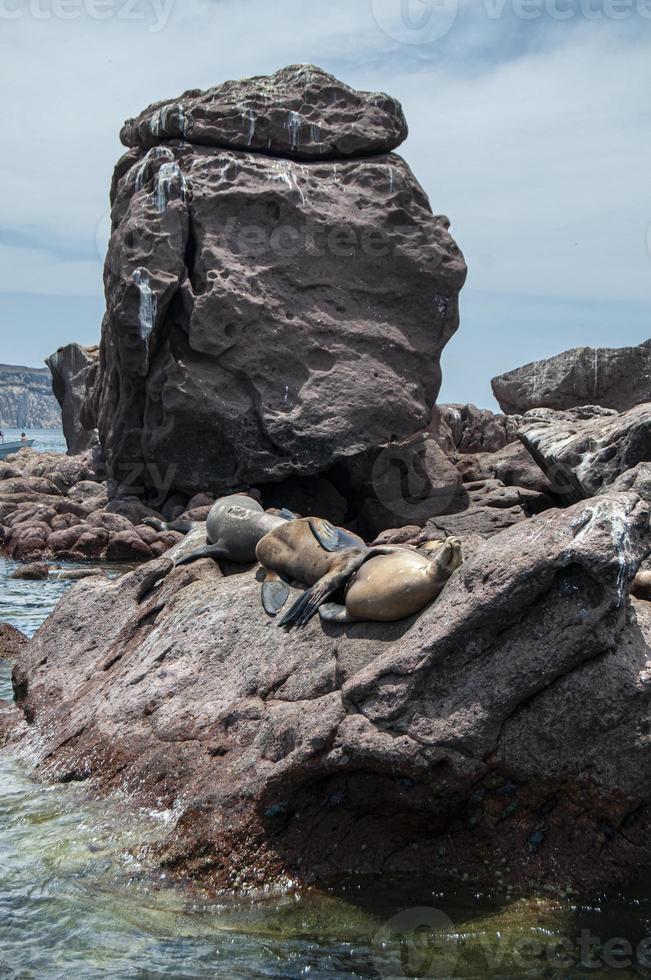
[1,446,651,976]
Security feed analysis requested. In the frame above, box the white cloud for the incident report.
[1,0,650,391]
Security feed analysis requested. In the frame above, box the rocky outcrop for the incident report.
[0,449,183,562]
[8,491,651,893]
[0,364,60,430]
[492,339,651,415]
[46,344,99,455]
[120,64,407,159]
[90,64,466,499]
[519,404,651,503]
[434,403,520,455]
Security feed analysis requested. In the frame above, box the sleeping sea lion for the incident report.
[256,519,462,627]
[319,537,463,624]
[145,494,296,566]
[255,517,367,617]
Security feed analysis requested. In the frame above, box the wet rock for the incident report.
[493,339,651,415]
[91,66,466,499]
[10,491,651,893]
[46,344,100,455]
[0,622,28,660]
[9,562,50,581]
[120,64,407,159]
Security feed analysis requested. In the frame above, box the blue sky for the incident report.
[1,0,650,406]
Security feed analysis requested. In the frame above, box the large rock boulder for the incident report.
[46,344,99,455]
[493,339,651,415]
[8,492,651,893]
[120,64,408,159]
[90,65,467,499]
[519,403,651,503]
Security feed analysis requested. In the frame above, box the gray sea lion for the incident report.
[146,494,295,566]
[319,538,463,624]
[632,570,651,601]
[256,519,462,627]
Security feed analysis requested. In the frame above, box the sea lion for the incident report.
[319,538,463,624]
[255,517,367,617]
[145,494,296,566]
[632,570,651,601]
[256,519,462,627]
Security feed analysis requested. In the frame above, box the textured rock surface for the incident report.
[493,339,651,415]
[0,623,28,660]
[46,344,99,455]
[434,403,520,455]
[0,363,60,430]
[519,403,651,503]
[8,492,651,892]
[91,66,466,499]
[120,64,408,159]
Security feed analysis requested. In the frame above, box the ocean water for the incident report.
[1,445,650,977]
[0,427,67,455]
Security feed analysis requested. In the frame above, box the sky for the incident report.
[1,0,650,407]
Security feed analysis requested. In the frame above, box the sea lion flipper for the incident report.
[319,603,354,624]
[308,518,340,553]
[175,544,228,567]
[279,550,368,629]
[261,573,290,615]
[278,508,299,521]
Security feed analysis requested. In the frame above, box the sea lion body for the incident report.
[255,518,365,586]
[257,519,462,628]
[340,539,463,623]
[170,494,289,566]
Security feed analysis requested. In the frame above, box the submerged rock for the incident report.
[8,491,651,893]
[492,339,651,415]
[9,563,50,581]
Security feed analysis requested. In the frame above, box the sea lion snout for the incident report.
[436,537,463,574]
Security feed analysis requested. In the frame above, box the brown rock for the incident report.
[90,66,466,499]
[0,622,28,659]
[120,64,407,159]
[106,531,153,562]
[519,403,651,503]
[46,344,100,455]
[493,339,651,414]
[9,562,49,581]
[10,492,651,893]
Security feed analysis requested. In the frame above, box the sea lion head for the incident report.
[429,536,463,579]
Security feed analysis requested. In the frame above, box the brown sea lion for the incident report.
[319,538,463,624]
[256,518,462,627]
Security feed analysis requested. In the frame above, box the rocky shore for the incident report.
[1,65,650,897]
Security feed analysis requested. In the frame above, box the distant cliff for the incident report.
[0,363,61,430]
